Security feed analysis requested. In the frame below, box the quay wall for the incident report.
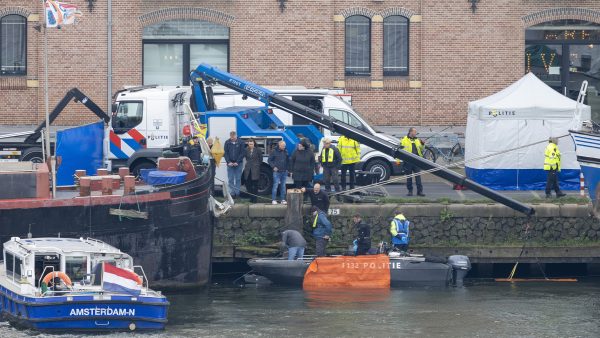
[214,203,599,251]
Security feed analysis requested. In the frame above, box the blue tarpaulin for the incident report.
[146,170,187,185]
[139,168,156,183]
[465,167,580,191]
[56,122,104,186]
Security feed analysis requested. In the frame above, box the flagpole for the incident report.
[42,0,55,198]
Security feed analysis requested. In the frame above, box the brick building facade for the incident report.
[1,1,600,127]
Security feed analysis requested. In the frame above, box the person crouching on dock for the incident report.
[311,206,332,256]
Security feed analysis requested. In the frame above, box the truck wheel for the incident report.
[257,165,273,196]
[21,148,44,163]
[131,161,156,177]
[365,159,391,182]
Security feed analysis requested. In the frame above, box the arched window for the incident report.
[1,14,27,75]
[143,19,229,85]
[384,15,409,76]
[345,15,370,76]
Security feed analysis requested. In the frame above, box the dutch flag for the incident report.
[102,263,143,296]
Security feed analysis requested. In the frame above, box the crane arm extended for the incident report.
[190,64,535,216]
[25,88,110,144]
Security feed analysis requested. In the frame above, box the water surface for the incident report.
[1,280,599,337]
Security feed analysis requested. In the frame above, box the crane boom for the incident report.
[190,64,535,216]
[25,88,110,144]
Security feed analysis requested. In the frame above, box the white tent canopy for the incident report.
[465,73,591,190]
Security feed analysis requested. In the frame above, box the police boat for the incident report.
[0,237,168,332]
[248,252,471,288]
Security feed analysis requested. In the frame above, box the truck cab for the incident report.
[213,88,402,181]
[109,87,188,174]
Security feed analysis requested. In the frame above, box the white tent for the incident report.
[465,73,591,190]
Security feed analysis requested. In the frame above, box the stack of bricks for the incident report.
[77,167,135,197]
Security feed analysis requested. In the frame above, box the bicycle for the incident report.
[422,133,464,165]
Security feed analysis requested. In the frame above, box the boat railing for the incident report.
[42,289,101,297]
[84,237,108,248]
[133,265,149,291]
[38,265,55,293]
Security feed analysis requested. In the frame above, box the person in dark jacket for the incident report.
[311,206,332,256]
[352,214,371,255]
[301,183,329,213]
[290,141,316,188]
[319,138,342,193]
[243,139,262,203]
[224,131,245,197]
[268,140,289,204]
[281,229,307,260]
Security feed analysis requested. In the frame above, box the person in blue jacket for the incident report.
[390,210,410,252]
[311,206,332,256]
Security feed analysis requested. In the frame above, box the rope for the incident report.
[507,222,530,280]
[214,176,280,202]
[506,220,549,280]
[330,134,571,197]
[212,133,570,203]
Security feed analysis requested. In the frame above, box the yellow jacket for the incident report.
[544,143,561,171]
[338,136,360,164]
[400,136,424,157]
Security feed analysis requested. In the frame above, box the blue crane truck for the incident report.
[188,63,535,215]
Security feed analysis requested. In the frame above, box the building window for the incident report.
[0,14,27,76]
[525,20,600,122]
[143,19,229,86]
[384,16,409,76]
[345,15,370,76]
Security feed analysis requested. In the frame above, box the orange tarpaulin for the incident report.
[303,255,391,289]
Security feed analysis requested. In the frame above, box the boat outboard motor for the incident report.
[447,255,471,287]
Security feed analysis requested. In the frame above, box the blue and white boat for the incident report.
[0,237,168,332]
[570,126,600,207]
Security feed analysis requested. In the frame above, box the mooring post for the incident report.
[285,189,304,231]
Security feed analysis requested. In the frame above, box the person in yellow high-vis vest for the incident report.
[338,135,360,190]
[319,138,342,193]
[544,137,566,198]
[400,128,426,196]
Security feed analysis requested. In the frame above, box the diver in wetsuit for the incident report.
[352,214,371,255]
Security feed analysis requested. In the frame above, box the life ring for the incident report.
[42,271,72,287]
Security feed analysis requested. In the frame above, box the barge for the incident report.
[0,156,214,289]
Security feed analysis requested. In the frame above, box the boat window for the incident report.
[65,256,88,281]
[35,254,60,287]
[5,251,14,278]
[14,256,22,278]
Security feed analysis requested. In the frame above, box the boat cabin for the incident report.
[2,237,134,295]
